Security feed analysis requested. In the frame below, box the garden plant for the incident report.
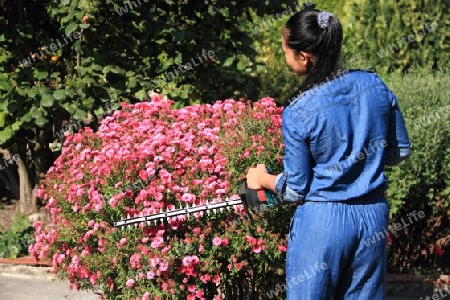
[31,94,294,299]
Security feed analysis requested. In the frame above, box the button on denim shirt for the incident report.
[275,70,412,203]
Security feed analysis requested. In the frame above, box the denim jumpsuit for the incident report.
[275,70,411,300]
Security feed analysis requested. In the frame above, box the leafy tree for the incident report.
[0,0,296,211]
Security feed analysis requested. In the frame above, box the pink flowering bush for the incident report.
[30,94,293,299]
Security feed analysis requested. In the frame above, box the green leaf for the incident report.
[222,56,235,67]
[92,64,103,71]
[0,127,13,144]
[81,97,95,109]
[41,94,54,107]
[0,81,12,92]
[53,90,67,101]
[35,116,48,127]
[11,120,24,131]
[78,0,90,8]
[30,106,42,119]
[74,109,86,120]
[237,60,246,71]
[135,89,147,100]
[126,71,136,77]
[79,24,90,29]
[62,103,76,114]
[33,69,48,80]
[65,23,79,36]
[15,87,27,96]
[0,112,6,127]
[74,40,82,53]
[0,99,8,111]
[27,87,38,98]
[128,78,137,89]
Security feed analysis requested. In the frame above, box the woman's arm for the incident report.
[385,91,412,166]
[246,107,312,203]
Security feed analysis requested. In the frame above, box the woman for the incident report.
[246,8,411,300]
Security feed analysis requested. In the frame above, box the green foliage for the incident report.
[382,71,450,273]
[250,0,449,101]
[344,0,450,73]
[0,214,34,259]
[384,71,450,215]
[0,0,299,146]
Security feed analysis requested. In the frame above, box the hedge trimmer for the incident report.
[114,179,285,228]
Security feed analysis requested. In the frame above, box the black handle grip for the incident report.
[238,178,284,211]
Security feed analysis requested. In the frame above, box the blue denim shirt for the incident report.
[275,69,411,202]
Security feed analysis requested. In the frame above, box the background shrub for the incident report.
[383,71,450,274]
[0,214,34,259]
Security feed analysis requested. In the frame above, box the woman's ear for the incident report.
[296,51,316,68]
[296,51,309,69]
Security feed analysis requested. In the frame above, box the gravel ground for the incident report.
[0,275,436,300]
[0,276,97,300]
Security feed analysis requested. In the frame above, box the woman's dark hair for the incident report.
[283,8,343,99]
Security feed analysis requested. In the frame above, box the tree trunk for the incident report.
[17,142,36,215]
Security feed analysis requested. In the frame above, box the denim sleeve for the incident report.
[385,91,412,166]
[275,107,312,202]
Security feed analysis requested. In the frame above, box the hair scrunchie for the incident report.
[317,11,334,29]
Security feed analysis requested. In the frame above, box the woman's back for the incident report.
[282,70,410,202]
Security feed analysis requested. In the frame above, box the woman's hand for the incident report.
[245,164,268,189]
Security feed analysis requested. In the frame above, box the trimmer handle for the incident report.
[238,178,283,211]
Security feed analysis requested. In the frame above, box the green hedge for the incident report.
[383,71,449,274]
[344,0,450,73]
[251,0,449,101]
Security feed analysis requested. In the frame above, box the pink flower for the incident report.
[245,235,257,246]
[213,237,222,246]
[278,245,287,252]
[149,257,160,267]
[125,278,135,287]
[130,253,141,269]
[213,275,221,284]
[200,273,211,284]
[252,245,262,254]
[220,237,229,247]
[138,169,149,181]
[146,270,155,279]
[188,285,196,293]
[159,261,169,272]
[142,292,150,300]
[151,236,164,249]
[196,290,205,298]
[161,282,168,291]
[89,274,97,284]
[182,255,200,267]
